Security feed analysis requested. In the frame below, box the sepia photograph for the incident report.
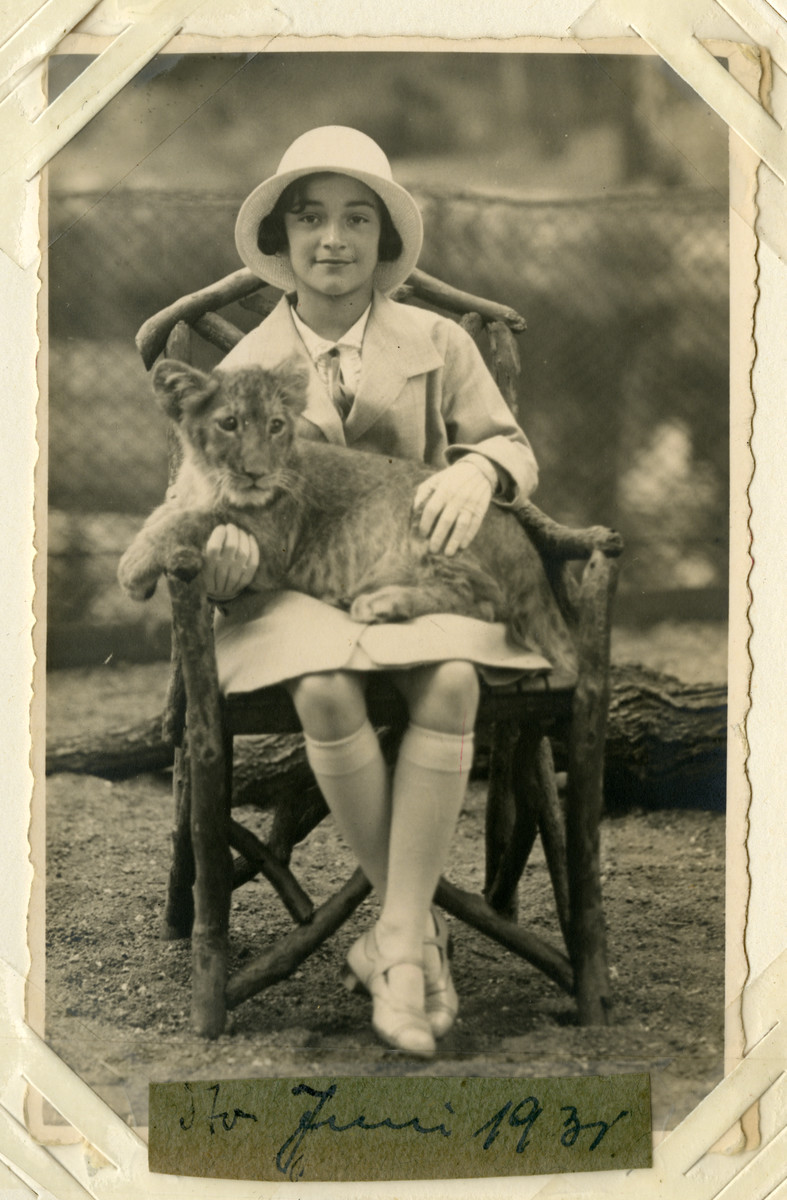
[42,47,731,1141]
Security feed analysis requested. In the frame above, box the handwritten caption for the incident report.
[149,1074,651,1181]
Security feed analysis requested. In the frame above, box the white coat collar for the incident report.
[343,291,444,443]
[241,291,444,446]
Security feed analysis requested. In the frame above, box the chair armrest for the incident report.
[515,500,623,563]
[513,502,622,632]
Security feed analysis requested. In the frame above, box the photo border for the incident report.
[2,2,784,1195]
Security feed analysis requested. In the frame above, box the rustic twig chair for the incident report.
[135,265,623,1039]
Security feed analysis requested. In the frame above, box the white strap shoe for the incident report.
[344,928,436,1059]
[423,908,459,1038]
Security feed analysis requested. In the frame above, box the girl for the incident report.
[204,126,542,1058]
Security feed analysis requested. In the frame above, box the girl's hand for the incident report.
[414,459,495,557]
[203,523,259,600]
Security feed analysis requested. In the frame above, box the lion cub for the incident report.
[118,358,574,669]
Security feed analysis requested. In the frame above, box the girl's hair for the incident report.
[257,173,403,263]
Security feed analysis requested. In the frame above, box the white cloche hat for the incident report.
[234,126,423,294]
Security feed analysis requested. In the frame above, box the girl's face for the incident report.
[283,173,382,306]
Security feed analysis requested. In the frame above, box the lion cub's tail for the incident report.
[491,525,578,676]
[506,589,577,676]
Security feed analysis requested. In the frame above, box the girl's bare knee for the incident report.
[399,661,480,733]
[287,671,367,740]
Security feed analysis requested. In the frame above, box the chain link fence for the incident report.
[47,185,729,661]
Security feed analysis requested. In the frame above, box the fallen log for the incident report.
[45,721,395,809]
[45,663,727,810]
[602,663,727,810]
[45,714,172,777]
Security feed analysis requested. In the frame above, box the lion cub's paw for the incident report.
[166,544,205,582]
[350,586,418,624]
[122,575,159,602]
[118,548,161,601]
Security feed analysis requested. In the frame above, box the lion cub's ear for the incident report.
[152,359,218,420]
[274,354,311,414]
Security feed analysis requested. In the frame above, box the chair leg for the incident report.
[490,733,571,952]
[189,725,234,1038]
[486,727,540,917]
[160,741,195,940]
[565,548,619,1025]
[268,784,329,866]
[168,575,233,1039]
[533,737,571,947]
[484,720,521,918]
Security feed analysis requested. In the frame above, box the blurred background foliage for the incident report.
[46,52,729,665]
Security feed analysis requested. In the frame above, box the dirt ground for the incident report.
[43,620,728,1135]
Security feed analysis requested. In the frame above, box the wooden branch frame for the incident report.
[227,818,315,925]
[167,574,232,1038]
[565,548,620,1025]
[226,868,373,1009]
[516,502,624,562]
[136,268,262,368]
[434,877,574,995]
[135,265,527,369]
[485,723,538,916]
[192,312,245,356]
[405,268,527,331]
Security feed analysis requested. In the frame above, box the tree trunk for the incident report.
[46,663,727,810]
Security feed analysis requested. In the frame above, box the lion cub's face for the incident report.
[153,358,310,507]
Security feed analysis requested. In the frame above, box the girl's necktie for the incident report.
[326,347,353,420]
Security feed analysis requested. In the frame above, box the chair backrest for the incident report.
[137,265,526,406]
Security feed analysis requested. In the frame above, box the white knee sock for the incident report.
[303,721,390,895]
[378,722,474,960]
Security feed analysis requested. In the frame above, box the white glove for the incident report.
[203,523,259,600]
[413,456,497,557]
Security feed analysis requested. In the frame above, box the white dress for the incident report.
[215,591,553,695]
